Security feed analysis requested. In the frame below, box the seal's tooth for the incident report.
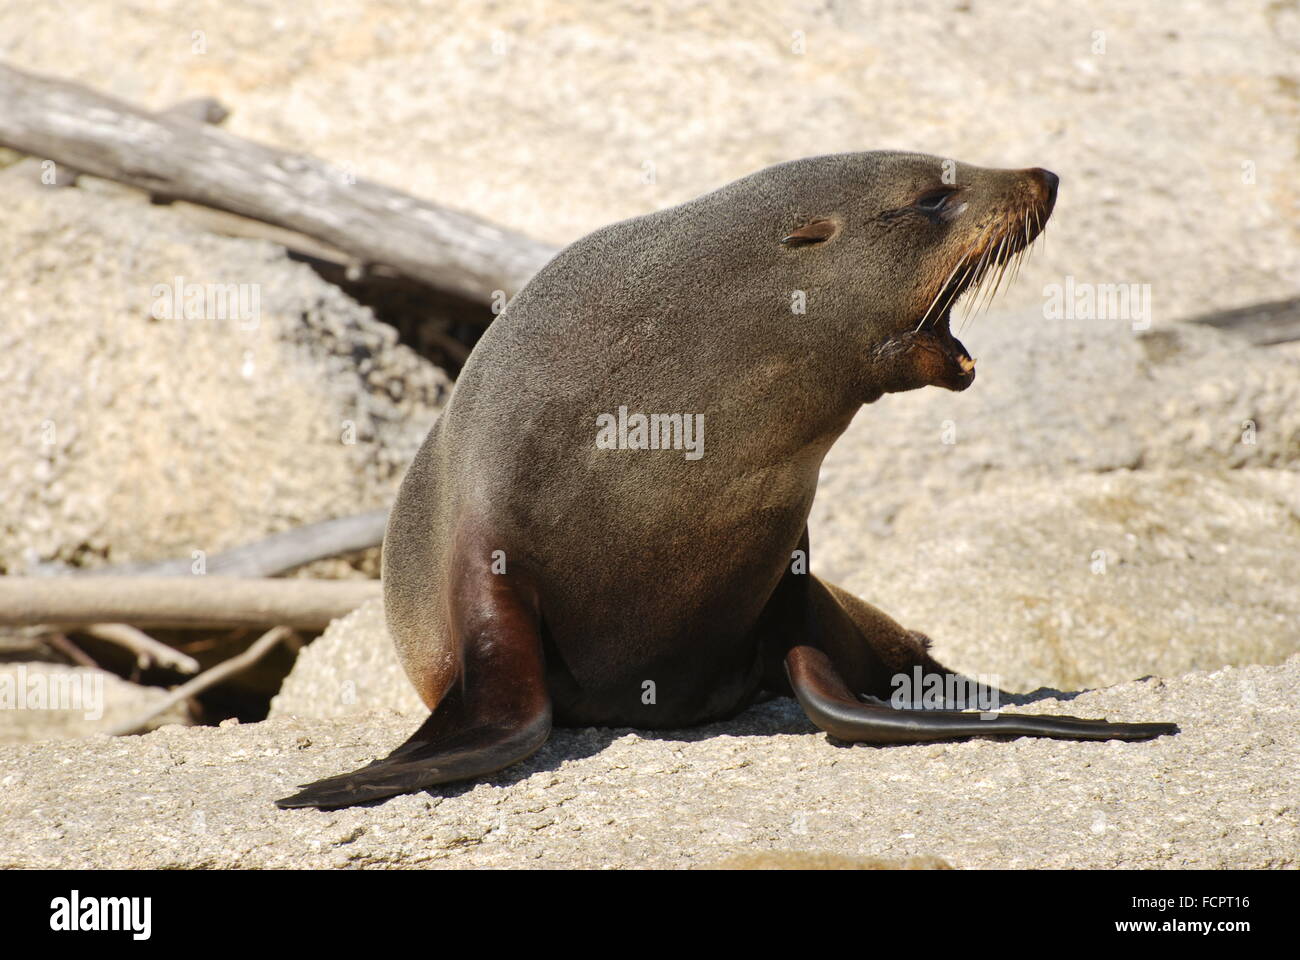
[957,355,975,373]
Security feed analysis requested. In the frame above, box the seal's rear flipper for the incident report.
[274,710,551,809]
[786,645,1177,745]
[276,563,552,810]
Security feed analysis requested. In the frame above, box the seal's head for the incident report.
[769,152,1057,399]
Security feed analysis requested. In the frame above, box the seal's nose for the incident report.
[1033,168,1059,204]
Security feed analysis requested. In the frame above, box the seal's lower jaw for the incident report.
[870,314,976,394]
[922,319,977,392]
[942,351,976,391]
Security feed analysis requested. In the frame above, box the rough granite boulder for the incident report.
[0,172,448,573]
[810,311,1300,542]
[270,598,423,720]
[833,469,1300,693]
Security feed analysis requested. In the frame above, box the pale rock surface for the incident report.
[270,598,423,720]
[2,658,1294,869]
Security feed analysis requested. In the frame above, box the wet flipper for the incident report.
[786,644,1178,745]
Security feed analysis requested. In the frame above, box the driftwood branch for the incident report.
[0,577,378,630]
[6,95,232,191]
[0,63,558,305]
[94,509,389,579]
[106,625,296,736]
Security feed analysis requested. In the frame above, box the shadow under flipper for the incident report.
[276,676,1180,811]
[275,699,815,812]
[885,670,1176,711]
[960,674,1177,711]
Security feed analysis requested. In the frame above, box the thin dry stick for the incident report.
[80,623,201,674]
[106,625,296,736]
[42,632,99,669]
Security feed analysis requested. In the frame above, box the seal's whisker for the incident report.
[1007,232,1024,290]
[1003,204,1050,297]
[958,244,989,326]
[920,254,972,333]
[994,235,1014,294]
[983,236,1011,313]
[966,239,996,324]
[915,255,969,332]
[1008,214,1029,286]
[948,236,982,328]
[961,230,998,327]
[964,265,990,331]
[942,256,979,323]
[945,258,978,328]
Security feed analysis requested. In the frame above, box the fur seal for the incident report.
[277,151,1176,810]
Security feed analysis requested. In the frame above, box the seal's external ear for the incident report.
[781,218,838,247]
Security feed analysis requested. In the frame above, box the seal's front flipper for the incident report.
[276,568,552,810]
[785,644,1178,746]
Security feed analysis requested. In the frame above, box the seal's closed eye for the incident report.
[781,218,838,246]
[914,187,957,211]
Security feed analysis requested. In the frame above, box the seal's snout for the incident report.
[1030,167,1059,207]
[878,155,1060,397]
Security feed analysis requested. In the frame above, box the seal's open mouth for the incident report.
[902,196,1053,391]
[921,202,1050,330]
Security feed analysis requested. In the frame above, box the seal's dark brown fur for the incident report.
[276,152,1174,811]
